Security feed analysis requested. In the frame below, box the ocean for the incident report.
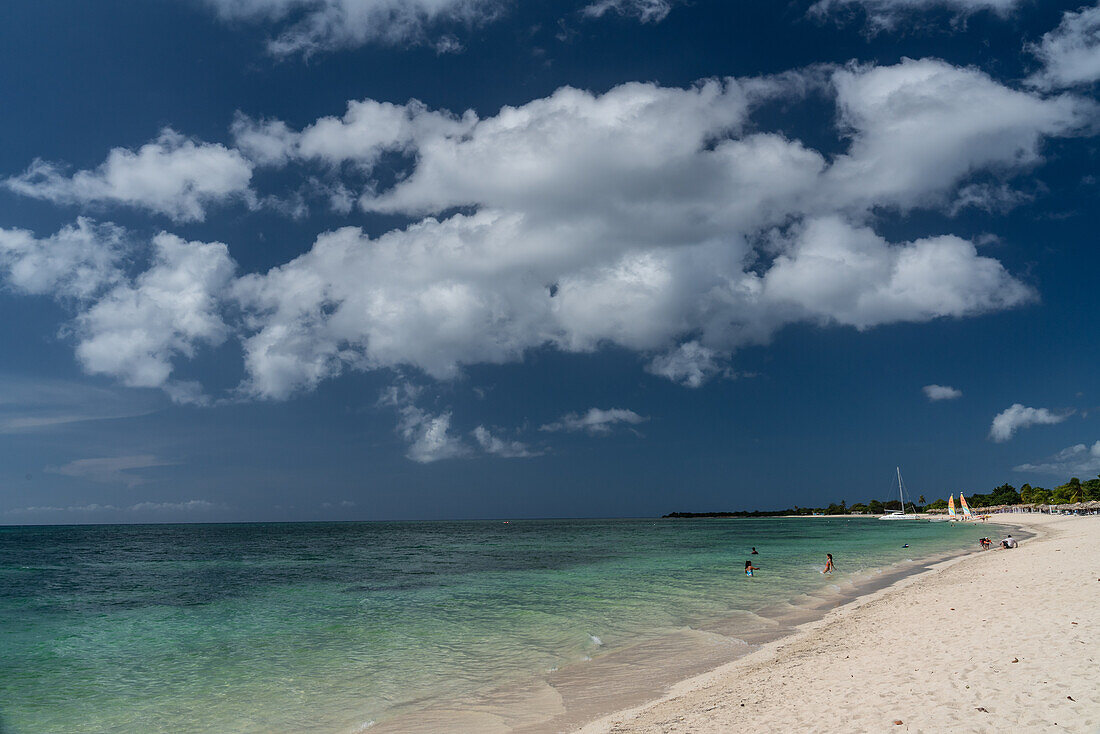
[0,517,992,733]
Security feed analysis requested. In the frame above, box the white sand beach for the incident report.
[576,514,1099,734]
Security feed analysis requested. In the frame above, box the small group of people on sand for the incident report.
[744,551,834,577]
[979,534,1018,550]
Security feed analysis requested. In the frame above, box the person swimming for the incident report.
[751,547,759,554]
[745,560,760,577]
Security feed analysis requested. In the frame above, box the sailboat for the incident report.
[947,494,957,519]
[879,467,921,520]
[959,494,974,520]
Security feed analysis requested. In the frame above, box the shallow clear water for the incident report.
[0,518,989,733]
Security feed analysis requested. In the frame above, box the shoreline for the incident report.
[572,514,1097,733]
[367,519,1010,733]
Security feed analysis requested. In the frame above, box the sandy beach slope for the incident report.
[575,514,1098,734]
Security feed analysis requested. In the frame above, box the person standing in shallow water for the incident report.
[823,553,835,574]
[745,560,760,577]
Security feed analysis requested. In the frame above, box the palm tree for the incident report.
[918,495,926,505]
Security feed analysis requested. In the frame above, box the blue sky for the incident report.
[2,0,1099,523]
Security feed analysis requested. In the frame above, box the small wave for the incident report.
[582,655,592,662]
[352,721,375,732]
[588,635,603,647]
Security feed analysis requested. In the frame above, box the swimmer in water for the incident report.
[745,560,760,577]
[751,547,759,554]
[823,553,835,574]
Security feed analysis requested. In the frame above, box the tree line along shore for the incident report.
[663,474,1100,518]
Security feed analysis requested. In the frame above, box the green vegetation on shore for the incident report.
[663,475,1100,518]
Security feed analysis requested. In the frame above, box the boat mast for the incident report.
[897,466,905,514]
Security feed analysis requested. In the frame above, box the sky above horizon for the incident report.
[2,0,1099,523]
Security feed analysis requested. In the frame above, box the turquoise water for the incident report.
[0,518,990,733]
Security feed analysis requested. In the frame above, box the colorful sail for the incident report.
[959,494,974,518]
[947,494,957,517]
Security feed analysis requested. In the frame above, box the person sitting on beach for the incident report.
[745,560,760,577]
[751,547,759,554]
[822,553,835,574]
[1000,535,1018,549]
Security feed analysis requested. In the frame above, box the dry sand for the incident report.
[575,514,1099,734]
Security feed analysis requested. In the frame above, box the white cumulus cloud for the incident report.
[232,101,473,169]
[541,407,647,435]
[989,403,1073,442]
[202,0,503,56]
[380,383,471,462]
[825,59,1093,212]
[3,59,1090,413]
[646,341,727,388]
[809,0,1022,31]
[5,129,254,223]
[923,384,962,400]
[1013,440,1100,475]
[0,218,127,300]
[229,61,1073,398]
[401,410,468,463]
[1027,3,1100,90]
[0,222,235,404]
[379,383,544,462]
[761,217,1035,329]
[472,426,539,457]
[74,233,236,402]
[582,0,677,23]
